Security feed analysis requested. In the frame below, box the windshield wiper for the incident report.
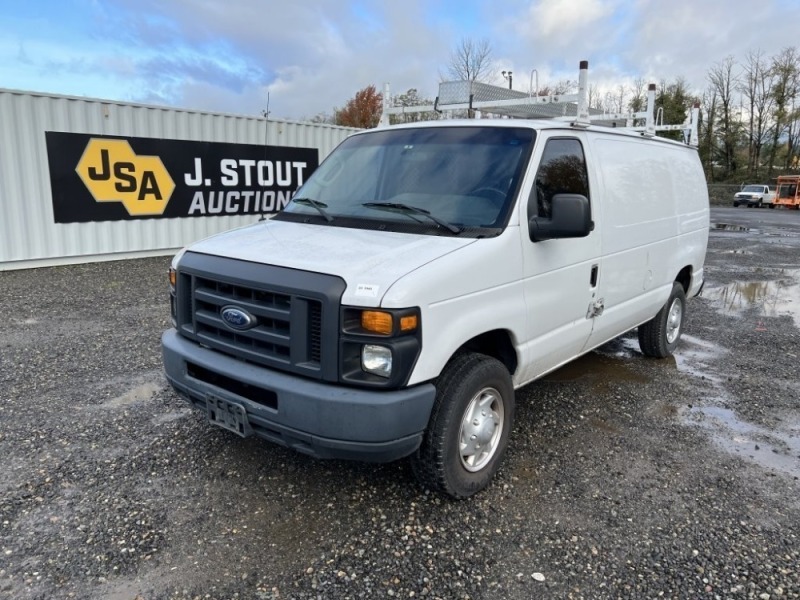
[362,202,463,234]
[292,197,333,222]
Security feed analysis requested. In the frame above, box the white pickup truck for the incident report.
[733,184,775,208]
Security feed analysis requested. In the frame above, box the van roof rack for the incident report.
[380,60,700,147]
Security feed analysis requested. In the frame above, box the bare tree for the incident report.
[388,88,441,124]
[740,49,775,176]
[588,84,602,110]
[628,78,647,126]
[308,112,335,124]
[603,90,616,113]
[445,38,493,82]
[537,79,577,97]
[707,56,741,175]
[767,47,800,175]
[629,78,647,112]
[701,88,718,181]
[786,102,800,169]
[614,84,628,114]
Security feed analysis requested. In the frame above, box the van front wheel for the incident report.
[638,282,686,358]
[411,353,514,499]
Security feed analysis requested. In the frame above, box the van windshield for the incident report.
[276,126,535,236]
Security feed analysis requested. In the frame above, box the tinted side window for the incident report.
[529,138,590,218]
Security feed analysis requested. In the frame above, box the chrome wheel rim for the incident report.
[666,298,683,344]
[458,387,504,472]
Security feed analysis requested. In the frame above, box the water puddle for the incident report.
[102,381,162,409]
[764,230,800,239]
[670,335,800,478]
[672,334,727,384]
[9,317,40,326]
[542,350,648,384]
[702,269,800,329]
[685,405,800,479]
[595,335,640,359]
[712,223,755,232]
[587,416,620,434]
[540,331,800,478]
[152,407,193,425]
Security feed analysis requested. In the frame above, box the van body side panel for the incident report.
[672,147,710,294]
[383,228,527,386]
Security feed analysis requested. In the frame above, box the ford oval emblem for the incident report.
[220,305,257,331]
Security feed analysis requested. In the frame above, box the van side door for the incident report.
[517,133,601,383]
[582,136,686,351]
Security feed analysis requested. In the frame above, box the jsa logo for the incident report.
[76,139,175,216]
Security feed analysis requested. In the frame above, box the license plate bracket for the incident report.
[206,395,253,438]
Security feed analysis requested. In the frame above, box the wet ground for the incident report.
[1,206,800,599]
[682,207,800,481]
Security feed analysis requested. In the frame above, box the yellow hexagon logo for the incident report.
[76,138,175,216]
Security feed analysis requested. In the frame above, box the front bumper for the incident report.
[735,196,762,206]
[162,329,436,462]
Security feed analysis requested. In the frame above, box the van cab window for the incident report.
[530,138,590,218]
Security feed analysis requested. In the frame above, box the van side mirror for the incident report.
[529,193,593,242]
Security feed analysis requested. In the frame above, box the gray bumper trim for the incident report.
[162,329,436,462]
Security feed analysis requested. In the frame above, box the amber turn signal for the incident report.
[361,311,393,335]
[399,315,418,332]
[168,267,177,289]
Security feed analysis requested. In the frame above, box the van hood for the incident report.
[186,219,477,306]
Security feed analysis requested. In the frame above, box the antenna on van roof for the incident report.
[259,92,271,222]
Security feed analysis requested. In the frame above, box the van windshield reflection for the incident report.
[280,126,535,235]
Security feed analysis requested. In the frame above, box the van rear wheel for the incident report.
[638,282,686,358]
[411,352,514,499]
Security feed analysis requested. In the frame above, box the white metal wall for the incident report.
[0,89,355,270]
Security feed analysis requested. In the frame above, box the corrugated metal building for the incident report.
[0,89,355,270]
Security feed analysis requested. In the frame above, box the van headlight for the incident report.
[362,344,392,377]
[340,306,421,388]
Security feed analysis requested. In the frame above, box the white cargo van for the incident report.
[162,64,709,498]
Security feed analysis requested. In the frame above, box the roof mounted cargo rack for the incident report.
[380,60,700,147]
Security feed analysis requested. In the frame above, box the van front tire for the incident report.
[638,282,686,358]
[411,352,514,499]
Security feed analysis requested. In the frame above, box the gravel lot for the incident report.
[2,207,799,600]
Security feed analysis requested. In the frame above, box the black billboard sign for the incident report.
[45,132,319,223]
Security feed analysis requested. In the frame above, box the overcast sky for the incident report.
[2,0,800,121]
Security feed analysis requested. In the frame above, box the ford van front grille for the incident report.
[174,252,345,381]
